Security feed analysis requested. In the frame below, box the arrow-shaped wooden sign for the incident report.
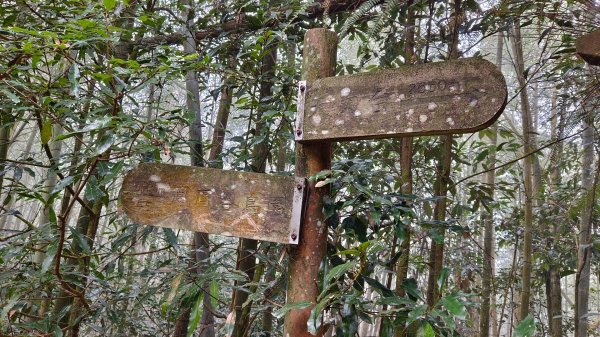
[119,56,508,245]
[119,163,305,244]
[295,57,507,142]
[576,29,600,66]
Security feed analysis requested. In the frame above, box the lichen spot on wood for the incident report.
[340,87,351,96]
[156,182,171,193]
[419,115,428,123]
[354,110,362,116]
[428,102,438,111]
[149,174,161,182]
[321,130,329,135]
[469,98,478,107]
[405,127,413,132]
[325,95,335,103]
[447,117,455,126]
[335,119,344,125]
[406,109,414,117]
[311,115,322,125]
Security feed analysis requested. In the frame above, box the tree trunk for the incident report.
[231,38,277,337]
[208,52,237,168]
[393,4,416,335]
[510,20,535,321]
[426,135,452,306]
[173,0,216,335]
[34,124,64,265]
[546,87,564,337]
[0,127,35,229]
[426,0,461,308]
[0,118,10,197]
[479,31,503,337]
[574,107,596,337]
[283,28,337,337]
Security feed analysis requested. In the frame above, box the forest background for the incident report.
[0,0,599,336]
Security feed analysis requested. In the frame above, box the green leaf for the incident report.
[162,273,184,315]
[163,228,179,249]
[96,133,115,155]
[210,281,219,308]
[103,0,116,10]
[436,267,450,292]
[326,260,357,282]
[187,292,204,337]
[41,240,58,274]
[273,301,311,319]
[441,294,467,320]
[1,89,20,103]
[364,275,394,297]
[41,120,53,145]
[51,176,74,195]
[514,315,536,337]
[401,278,422,301]
[417,322,435,337]
[407,304,427,324]
[70,226,91,255]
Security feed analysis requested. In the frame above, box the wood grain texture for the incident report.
[119,163,303,244]
[297,57,507,142]
[576,29,600,65]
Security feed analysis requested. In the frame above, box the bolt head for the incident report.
[296,129,302,136]
[291,233,297,240]
[300,84,305,92]
[296,183,303,190]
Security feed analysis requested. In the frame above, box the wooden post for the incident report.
[283,28,337,337]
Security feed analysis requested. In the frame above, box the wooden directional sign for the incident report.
[576,29,600,65]
[295,57,507,142]
[119,163,305,244]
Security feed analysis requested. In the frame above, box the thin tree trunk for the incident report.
[34,124,64,265]
[208,51,237,168]
[510,20,535,321]
[426,0,461,308]
[425,135,452,306]
[479,31,503,337]
[173,0,216,335]
[393,4,416,334]
[546,87,564,337]
[231,38,277,337]
[0,120,10,197]
[0,128,36,229]
[574,107,596,337]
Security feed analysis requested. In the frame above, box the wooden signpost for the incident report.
[295,57,507,142]
[117,27,508,337]
[120,163,305,244]
[576,28,600,66]
[119,59,507,244]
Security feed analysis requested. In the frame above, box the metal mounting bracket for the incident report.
[289,176,306,244]
[294,80,307,142]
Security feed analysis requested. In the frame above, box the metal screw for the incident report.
[291,233,297,241]
[300,84,305,92]
[296,129,302,136]
[296,183,303,190]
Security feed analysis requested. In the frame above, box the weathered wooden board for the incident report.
[295,58,507,142]
[576,29,600,66]
[119,163,305,244]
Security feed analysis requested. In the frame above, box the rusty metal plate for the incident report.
[295,58,507,142]
[119,163,305,244]
[576,29,600,66]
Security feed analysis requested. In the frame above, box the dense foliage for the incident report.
[0,0,598,336]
